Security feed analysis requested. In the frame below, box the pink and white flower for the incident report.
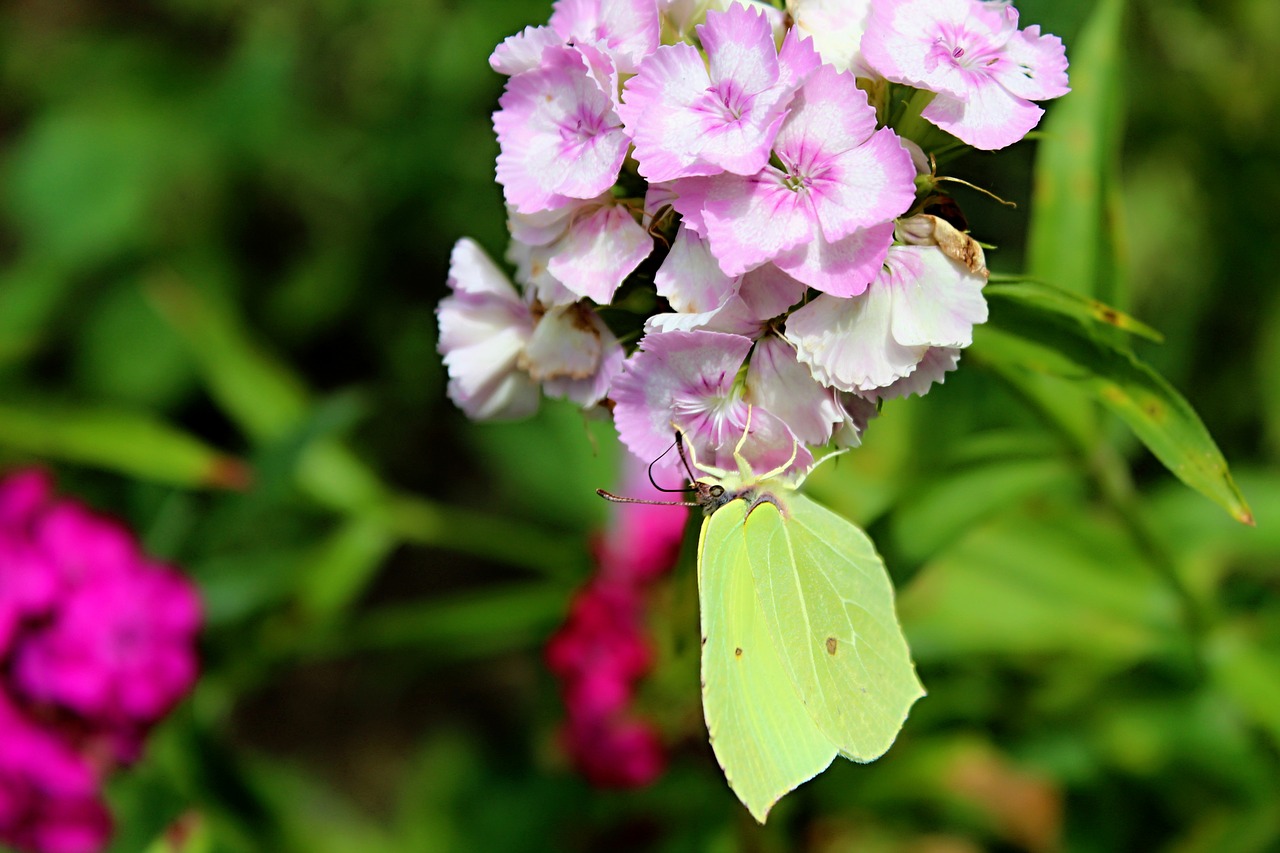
[494,44,630,214]
[611,330,812,477]
[745,335,845,446]
[671,63,916,294]
[508,196,653,305]
[786,243,987,392]
[788,0,876,77]
[646,227,805,335]
[619,5,817,183]
[550,0,661,75]
[861,0,1070,149]
[523,303,626,407]
[437,239,540,421]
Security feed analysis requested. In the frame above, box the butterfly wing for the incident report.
[744,491,925,761]
[698,499,838,823]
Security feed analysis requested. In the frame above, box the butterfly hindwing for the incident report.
[698,498,838,823]
[742,490,925,761]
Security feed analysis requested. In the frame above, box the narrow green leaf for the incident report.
[1027,0,1127,303]
[296,516,399,622]
[0,403,248,489]
[145,272,309,443]
[335,583,570,658]
[975,300,1252,525]
[986,279,1163,342]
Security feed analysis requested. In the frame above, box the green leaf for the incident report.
[0,402,248,489]
[1026,0,1127,304]
[986,279,1163,342]
[975,299,1252,525]
[145,272,309,444]
[898,507,1181,662]
[333,583,570,659]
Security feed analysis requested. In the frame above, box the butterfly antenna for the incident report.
[596,489,699,508]
[648,438,696,493]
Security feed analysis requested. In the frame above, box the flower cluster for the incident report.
[438,0,1067,483]
[544,455,687,787]
[0,469,202,853]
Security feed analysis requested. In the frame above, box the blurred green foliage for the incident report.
[1,0,1278,850]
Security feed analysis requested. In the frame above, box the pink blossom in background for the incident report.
[0,469,203,853]
[545,453,686,788]
[861,0,1069,149]
[0,694,111,853]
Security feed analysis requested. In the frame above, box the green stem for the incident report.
[892,88,938,148]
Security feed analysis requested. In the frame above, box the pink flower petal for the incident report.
[546,204,652,303]
[746,335,844,445]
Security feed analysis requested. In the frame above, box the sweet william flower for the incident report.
[494,43,630,214]
[619,4,817,183]
[647,226,805,336]
[671,62,916,294]
[788,0,876,77]
[0,693,111,853]
[861,0,1070,150]
[745,334,845,446]
[550,0,660,75]
[787,243,987,393]
[437,239,540,421]
[611,330,813,476]
[508,196,652,305]
[521,302,625,408]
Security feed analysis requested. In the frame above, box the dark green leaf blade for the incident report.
[986,279,1164,342]
[975,300,1252,525]
[0,402,248,490]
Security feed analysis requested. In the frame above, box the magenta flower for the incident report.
[437,239,540,421]
[0,469,202,853]
[787,244,987,392]
[619,5,817,182]
[494,44,630,214]
[861,0,1070,149]
[0,693,111,853]
[11,553,201,734]
[671,63,916,294]
[546,453,685,789]
[611,330,813,476]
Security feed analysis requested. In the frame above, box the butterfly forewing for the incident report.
[743,491,925,761]
[698,499,838,823]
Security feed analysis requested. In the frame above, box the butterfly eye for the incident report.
[709,485,724,497]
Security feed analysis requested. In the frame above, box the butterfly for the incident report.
[601,425,924,822]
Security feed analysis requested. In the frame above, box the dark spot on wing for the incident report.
[701,635,707,646]
[826,636,838,655]
[734,647,743,657]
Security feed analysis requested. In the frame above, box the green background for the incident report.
[1,0,1278,850]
